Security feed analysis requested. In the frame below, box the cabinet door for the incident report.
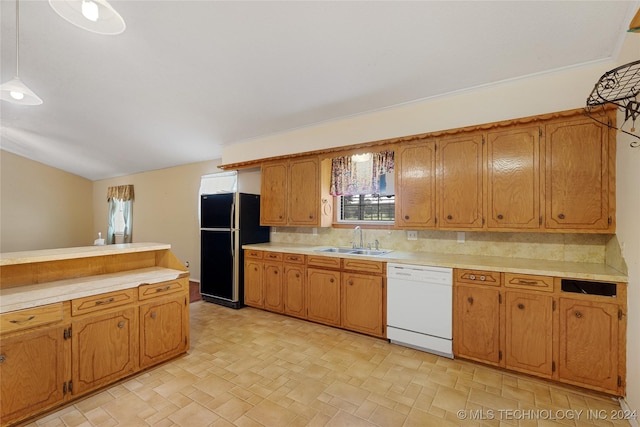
[0,326,68,425]
[504,291,553,377]
[263,261,283,313]
[545,117,612,231]
[396,139,436,228]
[72,307,137,395]
[437,133,484,229]
[342,272,384,337]
[244,259,264,308]
[306,268,341,327]
[453,285,501,365]
[283,264,306,318]
[558,298,619,393]
[260,161,288,226]
[139,296,188,369]
[288,157,319,226]
[487,126,541,229]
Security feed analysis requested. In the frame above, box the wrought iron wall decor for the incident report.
[585,59,640,147]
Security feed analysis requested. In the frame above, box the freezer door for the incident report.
[201,193,235,229]
[200,230,237,301]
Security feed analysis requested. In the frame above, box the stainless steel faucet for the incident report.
[353,226,363,249]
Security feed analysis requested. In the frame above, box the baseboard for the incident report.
[619,397,639,427]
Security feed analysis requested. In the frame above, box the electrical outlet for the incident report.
[185,261,190,268]
[407,230,418,241]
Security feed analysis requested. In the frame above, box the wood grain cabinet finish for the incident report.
[504,291,553,377]
[72,307,138,395]
[139,295,188,369]
[341,272,384,338]
[487,126,541,230]
[0,326,69,425]
[0,303,63,335]
[283,254,306,319]
[263,261,284,313]
[306,268,341,327]
[437,132,484,229]
[244,258,264,308]
[395,139,436,228]
[545,116,614,232]
[260,161,288,226]
[558,298,621,393]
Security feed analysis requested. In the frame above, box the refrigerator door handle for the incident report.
[230,202,236,230]
[230,229,235,258]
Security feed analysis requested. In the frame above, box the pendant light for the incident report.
[0,0,43,106]
[48,0,125,35]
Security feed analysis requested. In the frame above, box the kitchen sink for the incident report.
[315,247,392,256]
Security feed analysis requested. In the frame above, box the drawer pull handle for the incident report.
[290,257,299,261]
[469,274,476,280]
[467,297,474,304]
[95,297,115,306]
[118,321,125,328]
[151,312,157,319]
[575,311,582,318]
[156,285,171,292]
[9,315,35,324]
[518,303,525,310]
[0,354,6,363]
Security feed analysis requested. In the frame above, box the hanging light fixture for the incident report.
[0,0,43,106]
[48,0,126,35]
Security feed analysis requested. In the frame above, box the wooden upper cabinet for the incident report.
[545,116,614,232]
[288,158,319,226]
[260,161,288,226]
[437,133,484,229]
[487,126,541,229]
[396,139,436,228]
[260,157,330,227]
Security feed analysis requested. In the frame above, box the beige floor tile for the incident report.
[23,302,631,427]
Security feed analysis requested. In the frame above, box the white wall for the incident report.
[222,34,640,414]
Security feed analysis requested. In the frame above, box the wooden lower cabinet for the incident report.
[306,268,341,327]
[342,272,384,337]
[139,295,188,369]
[283,263,306,318]
[504,291,553,377]
[263,261,284,313]
[558,298,621,393]
[0,326,69,425]
[244,258,264,308]
[453,284,502,365]
[72,307,138,395]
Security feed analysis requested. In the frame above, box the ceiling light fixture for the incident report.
[49,0,126,35]
[0,0,43,106]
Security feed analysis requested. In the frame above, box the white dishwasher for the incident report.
[386,263,453,358]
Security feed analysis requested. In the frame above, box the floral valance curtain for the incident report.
[330,150,394,196]
[106,185,134,201]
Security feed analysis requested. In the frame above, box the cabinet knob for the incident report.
[480,276,486,281]
[309,215,313,219]
[151,312,157,319]
[447,215,453,220]
[0,354,6,364]
[518,303,525,310]
[295,273,300,278]
[329,278,334,283]
[575,311,582,318]
[348,280,353,286]
[404,215,410,220]
[118,321,125,328]
[469,274,476,280]
[558,213,565,220]
[467,297,474,304]
[279,215,283,219]
[497,214,504,220]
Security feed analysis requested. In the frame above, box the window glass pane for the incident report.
[339,194,395,222]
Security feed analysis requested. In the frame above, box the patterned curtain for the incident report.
[330,150,394,196]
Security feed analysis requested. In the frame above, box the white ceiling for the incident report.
[0,1,637,181]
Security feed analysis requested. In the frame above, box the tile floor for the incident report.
[27,301,632,427]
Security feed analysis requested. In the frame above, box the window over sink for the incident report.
[330,150,395,224]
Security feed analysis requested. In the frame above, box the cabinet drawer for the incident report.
[284,253,305,264]
[263,252,283,262]
[505,273,553,292]
[455,269,501,287]
[138,279,186,300]
[245,249,263,260]
[307,255,341,269]
[0,303,64,334]
[72,289,136,316]
[343,259,384,274]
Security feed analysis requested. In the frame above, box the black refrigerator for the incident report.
[200,193,270,308]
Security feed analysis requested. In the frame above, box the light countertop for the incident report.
[0,242,172,266]
[243,242,628,283]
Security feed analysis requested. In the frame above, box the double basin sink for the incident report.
[315,247,392,257]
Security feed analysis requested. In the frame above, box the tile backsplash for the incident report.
[270,227,612,264]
